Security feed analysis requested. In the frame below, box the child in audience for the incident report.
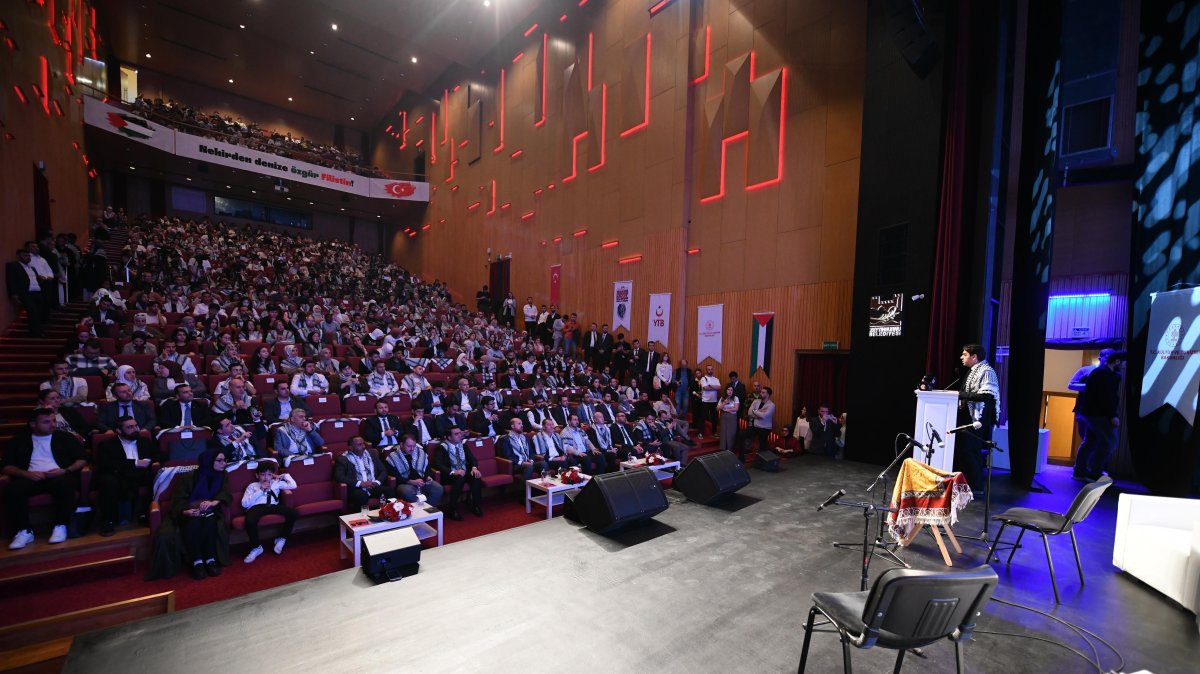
[239,462,298,563]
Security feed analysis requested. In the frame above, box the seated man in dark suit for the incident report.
[334,436,394,512]
[609,411,646,462]
[401,407,437,445]
[432,427,483,520]
[468,396,502,438]
[498,417,544,480]
[361,400,405,449]
[4,408,87,549]
[446,377,480,413]
[210,416,261,462]
[548,394,575,429]
[157,383,212,430]
[94,415,162,536]
[97,382,157,433]
[262,381,310,423]
[436,403,469,439]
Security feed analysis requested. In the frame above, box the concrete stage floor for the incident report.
[66,455,1199,673]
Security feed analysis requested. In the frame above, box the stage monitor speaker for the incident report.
[675,450,751,504]
[572,468,668,534]
[362,526,421,583]
[754,449,781,472]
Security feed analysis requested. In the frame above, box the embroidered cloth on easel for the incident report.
[887,458,973,542]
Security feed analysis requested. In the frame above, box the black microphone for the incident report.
[927,422,943,446]
[948,421,983,434]
[901,433,927,449]
[941,378,961,391]
[816,489,846,512]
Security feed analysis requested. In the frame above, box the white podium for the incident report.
[913,390,959,473]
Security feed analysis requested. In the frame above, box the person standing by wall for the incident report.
[1073,348,1125,482]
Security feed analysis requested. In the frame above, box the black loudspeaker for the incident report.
[884,0,941,79]
[754,449,781,472]
[571,469,669,534]
[674,451,751,504]
[362,527,421,583]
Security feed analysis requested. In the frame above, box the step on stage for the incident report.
[65,457,1197,673]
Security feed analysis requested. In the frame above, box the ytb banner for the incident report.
[647,293,671,346]
[613,281,633,331]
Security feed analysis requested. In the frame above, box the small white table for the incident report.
[525,475,590,519]
[338,505,443,567]
[619,457,680,481]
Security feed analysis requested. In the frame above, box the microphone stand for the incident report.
[831,436,915,572]
[825,495,900,591]
[945,428,1015,562]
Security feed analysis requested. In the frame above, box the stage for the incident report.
[65,456,1198,673]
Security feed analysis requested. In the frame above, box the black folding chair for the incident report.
[985,476,1112,603]
[798,565,998,674]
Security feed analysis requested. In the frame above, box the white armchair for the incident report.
[1113,493,1200,627]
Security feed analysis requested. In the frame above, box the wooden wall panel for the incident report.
[0,3,94,333]
[683,280,854,427]
[379,0,866,433]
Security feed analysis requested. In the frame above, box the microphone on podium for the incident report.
[816,489,846,512]
[948,421,983,434]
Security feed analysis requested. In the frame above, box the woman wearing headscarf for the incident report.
[172,448,231,579]
[106,365,151,402]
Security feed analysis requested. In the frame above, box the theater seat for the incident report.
[466,437,513,490]
[114,354,156,375]
[305,394,341,419]
[343,393,378,416]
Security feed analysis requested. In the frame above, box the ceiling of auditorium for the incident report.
[95,0,544,130]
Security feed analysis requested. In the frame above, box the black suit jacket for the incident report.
[6,261,38,297]
[333,450,388,488]
[262,396,310,423]
[432,442,478,477]
[97,400,156,433]
[609,422,639,449]
[401,417,437,444]
[436,413,468,438]
[361,414,404,446]
[468,410,499,436]
[549,404,574,428]
[95,436,162,478]
[1,430,85,472]
[446,390,480,411]
[158,399,212,430]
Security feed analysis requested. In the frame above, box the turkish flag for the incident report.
[550,264,562,305]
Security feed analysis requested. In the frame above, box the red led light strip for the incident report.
[601,240,619,249]
[587,84,608,173]
[553,235,564,243]
[511,149,523,159]
[12,84,27,105]
[441,90,449,146]
[430,112,437,164]
[521,211,535,221]
[467,200,481,211]
[619,34,651,138]
[38,56,50,115]
[399,111,409,150]
[587,32,594,91]
[493,68,506,154]
[700,56,788,202]
[486,180,498,215]
[562,131,588,183]
[574,229,588,237]
[648,0,676,15]
[524,22,538,37]
[618,255,643,264]
[687,247,701,255]
[512,51,524,63]
[692,25,711,85]
[535,33,547,128]
[422,224,432,231]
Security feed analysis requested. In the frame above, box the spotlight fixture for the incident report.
[331,23,338,31]
[228,78,234,83]
[287,97,293,101]
[350,116,355,121]
[411,56,418,63]
[239,24,245,29]
[484,0,491,6]
[144,53,151,58]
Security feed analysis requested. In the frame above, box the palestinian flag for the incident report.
[106,112,156,141]
[750,312,775,376]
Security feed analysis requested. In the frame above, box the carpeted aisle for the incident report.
[0,491,541,622]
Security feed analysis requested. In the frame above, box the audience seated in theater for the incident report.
[273,408,324,458]
[240,461,298,564]
[248,345,278,375]
[165,448,231,580]
[152,362,208,403]
[468,396,502,438]
[335,437,393,512]
[533,419,570,472]
[433,427,483,520]
[610,411,645,462]
[94,415,162,536]
[291,360,329,397]
[366,360,400,397]
[437,403,469,439]
[4,408,88,550]
[361,401,403,449]
[40,359,89,406]
[386,435,444,505]
[38,389,92,438]
[402,407,437,446]
[212,363,256,398]
[212,376,262,428]
[97,382,157,432]
[210,417,261,462]
[67,338,117,378]
[155,340,198,376]
[106,365,151,402]
[500,417,544,480]
[158,384,211,430]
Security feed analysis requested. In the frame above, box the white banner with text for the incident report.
[697,303,724,364]
[647,293,671,345]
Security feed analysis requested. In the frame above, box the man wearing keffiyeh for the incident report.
[956,343,998,490]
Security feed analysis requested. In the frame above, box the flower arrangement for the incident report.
[645,453,666,466]
[379,498,414,522]
[559,467,585,484]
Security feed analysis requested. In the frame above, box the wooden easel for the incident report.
[898,520,962,566]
